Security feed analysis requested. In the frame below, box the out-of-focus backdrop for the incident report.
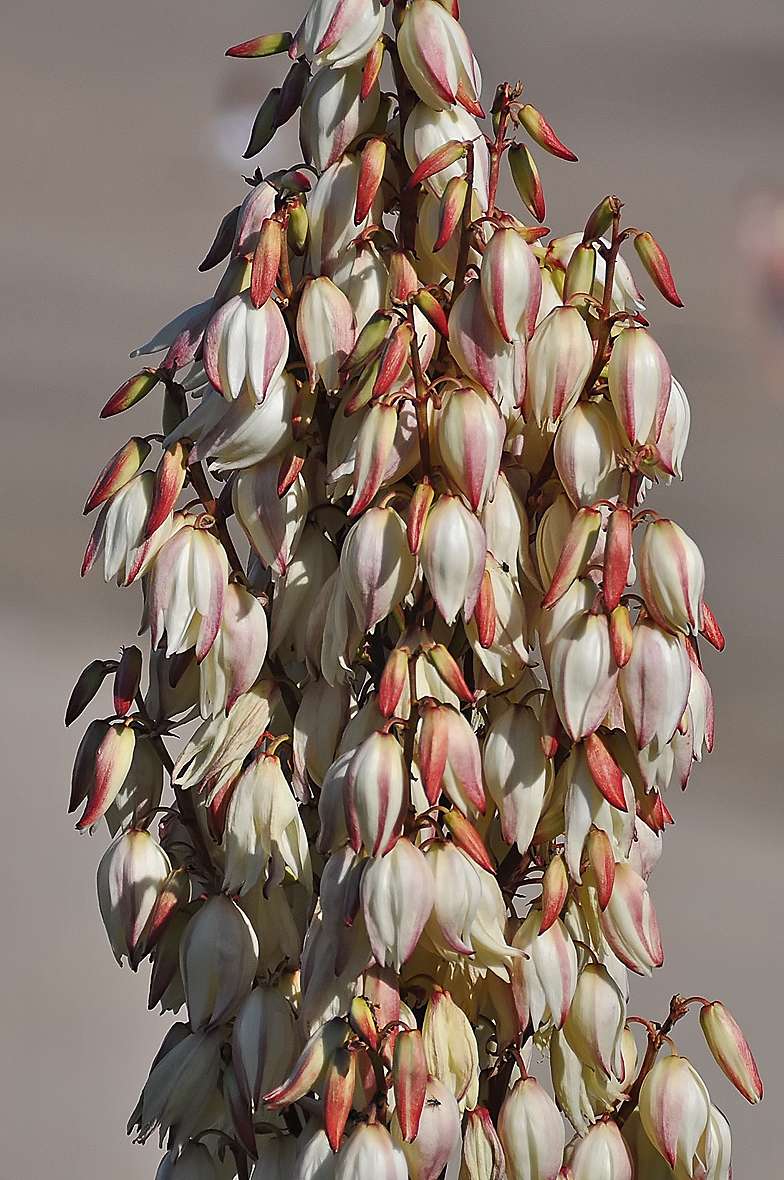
[2,0,783,1175]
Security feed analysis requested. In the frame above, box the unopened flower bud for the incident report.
[481,227,542,343]
[482,703,552,854]
[699,1001,763,1103]
[634,231,683,307]
[618,618,691,749]
[361,837,435,970]
[600,861,663,976]
[526,307,594,425]
[180,894,259,1030]
[554,401,622,509]
[423,988,480,1109]
[298,277,357,393]
[203,291,289,403]
[335,1123,408,1180]
[97,829,171,968]
[508,142,545,223]
[340,506,416,632]
[436,384,505,511]
[418,701,486,814]
[459,1106,506,1180]
[638,1054,711,1173]
[345,731,408,856]
[549,612,618,742]
[232,984,298,1109]
[565,1119,633,1180]
[420,493,487,625]
[300,63,380,172]
[498,1076,565,1180]
[608,326,671,447]
[639,518,705,636]
[563,962,625,1079]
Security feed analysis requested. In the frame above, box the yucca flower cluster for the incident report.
[67,0,762,1177]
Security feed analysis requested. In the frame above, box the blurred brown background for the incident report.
[2,0,783,1175]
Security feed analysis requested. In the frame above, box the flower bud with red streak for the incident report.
[373,321,414,399]
[345,730,408,856]
[498,1077,565,1180]
[634,231,683,307]
[541,507,602,610]
[526,307,595,426]
[517,103,578,162]
[407,480,435,554]
[435,176,468,251]
[549,613,619,742]
[265,1017,350,1109]
[638,1054,711,1173]
[425,643,475,703]
[408,139,469,189]
[84,437,151,514]
[379,645,411,718]
[700,601,724,650]
[100,370,160,418]
[508,142,545,222]
[325,1047,356,1150]
[298,276,357,393]
[414,288,450,338]
[397,0,482,116]
[608,326,671,447]
[226,31,293,58]
[584,731,627,811]
[619,618,691,750]
[341,506,416,632]
[348,996,379,1049]
[355,137,387,225]
[442,810,494,872]
[473,569,497,648]
[639,518,705,636]
[600,861,663,976]
[393,1028,428,1141]
[700,1001,763,1103]
[361,837,435,970]
[76,721,136,830]
[350,402,399,516]
[480,227,542,343]
[250,217,283,308]
[361,37,385,101]
[586,827,616,910]
[146,442,188,539]
[394,1076,462,1180]
[418,701,485,814]
[420,493,487,626]
[609,603,634,668]
[460,1106,506,1180]
[603,507,632,612]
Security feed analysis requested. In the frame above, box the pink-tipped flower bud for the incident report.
[634,231,683,307]
[345,731,408,856]
[418,701,486,814]
[481,227,542,343]
[549,612,618,742]
[148,521,229,661]
[76,720,137,830]
[265,1016,350,1109]
[180,894,259,1031]
[497,1076,565,1180]
[299,0,385,70]
[600,861,663,976]
[97,830,171,968]
[618,618,691,749]
[84,437,152,514]
[393,1076,463,1180]
[516,103,578,162]
[448,280,523,405]
[397,0,482,116]
[607,326,671,447]
[100,370,161,418]
[420,493,487,625]
[565,1119,633,1180]
[563,962,626,1079]
[404,103,489,203]
[435,176,468,251]
[307,155,379,275]
[300,63,380,172]
[526,307,595,426]
[360,837,435,970]
[459,1106,506,1180]
[586,827,616,910]
[638,518,705,636]
[203,291,289,403]
[541,507,603,610]
[699,1001,763,1103]
[340,506,417,632]
[540,854,569,933]
[508,142,545,223]
[355,136,387,225]
[325,1046,357,1150]
[436,384,505,511]
[482,703,552,854]
[249,216,283,309]
[234,459,308,576]
[298,277,357,393]
[638,1054,711,1173]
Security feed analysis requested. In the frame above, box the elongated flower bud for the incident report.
[398,0,482,116]
[420,493,487,625]
[340,506,416,632]
[418,701,486,814]
[232,985,298,1109]
[639,518,705,635]
[563,962,625,1079]
[541,507,602,610]
[481,227,542,342]
[608,326,671,447]
[76,721,136,830]
[298,277,357,393]
[634,231,683,307]
[393,1028,428,1141]
[508,142,545,222]
[204,291,289,403]
[483,703,551,853]
[436,384,505,511]
[600,861,663,975]
[549,611,618,741]
[423,988,480,1108]
[234,460,308,576]
[345,731,408,855]
[460,1106,506,1180]
[699,1001,763,1103]
[265,1017,350,1109]
[526,307,594,425]
[448,280,522,405]
[554,401,622,509]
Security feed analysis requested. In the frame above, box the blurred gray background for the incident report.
[2,0,783,1175]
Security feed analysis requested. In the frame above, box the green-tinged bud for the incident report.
[265,1017,350,1108]
[414,288,450,337]
[348,996,379,1049]
[459,1106,506,1180]
[343,310,393,373]
[609,602,634,668]
[65,660,116,727]
[583,195,619,242]
[75,721,136,830]
[407,139,469,190]
[287,197,309,255]
[243,89,280,159]
[361,38,385,101]
[564,241,597,303]
[516,103,577,161]
[100,370,160,418]
[540,853,569,933]
[226,31,293,57]
[634,230,683,307]
[508,143,545,223]
[84,437,151,513]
